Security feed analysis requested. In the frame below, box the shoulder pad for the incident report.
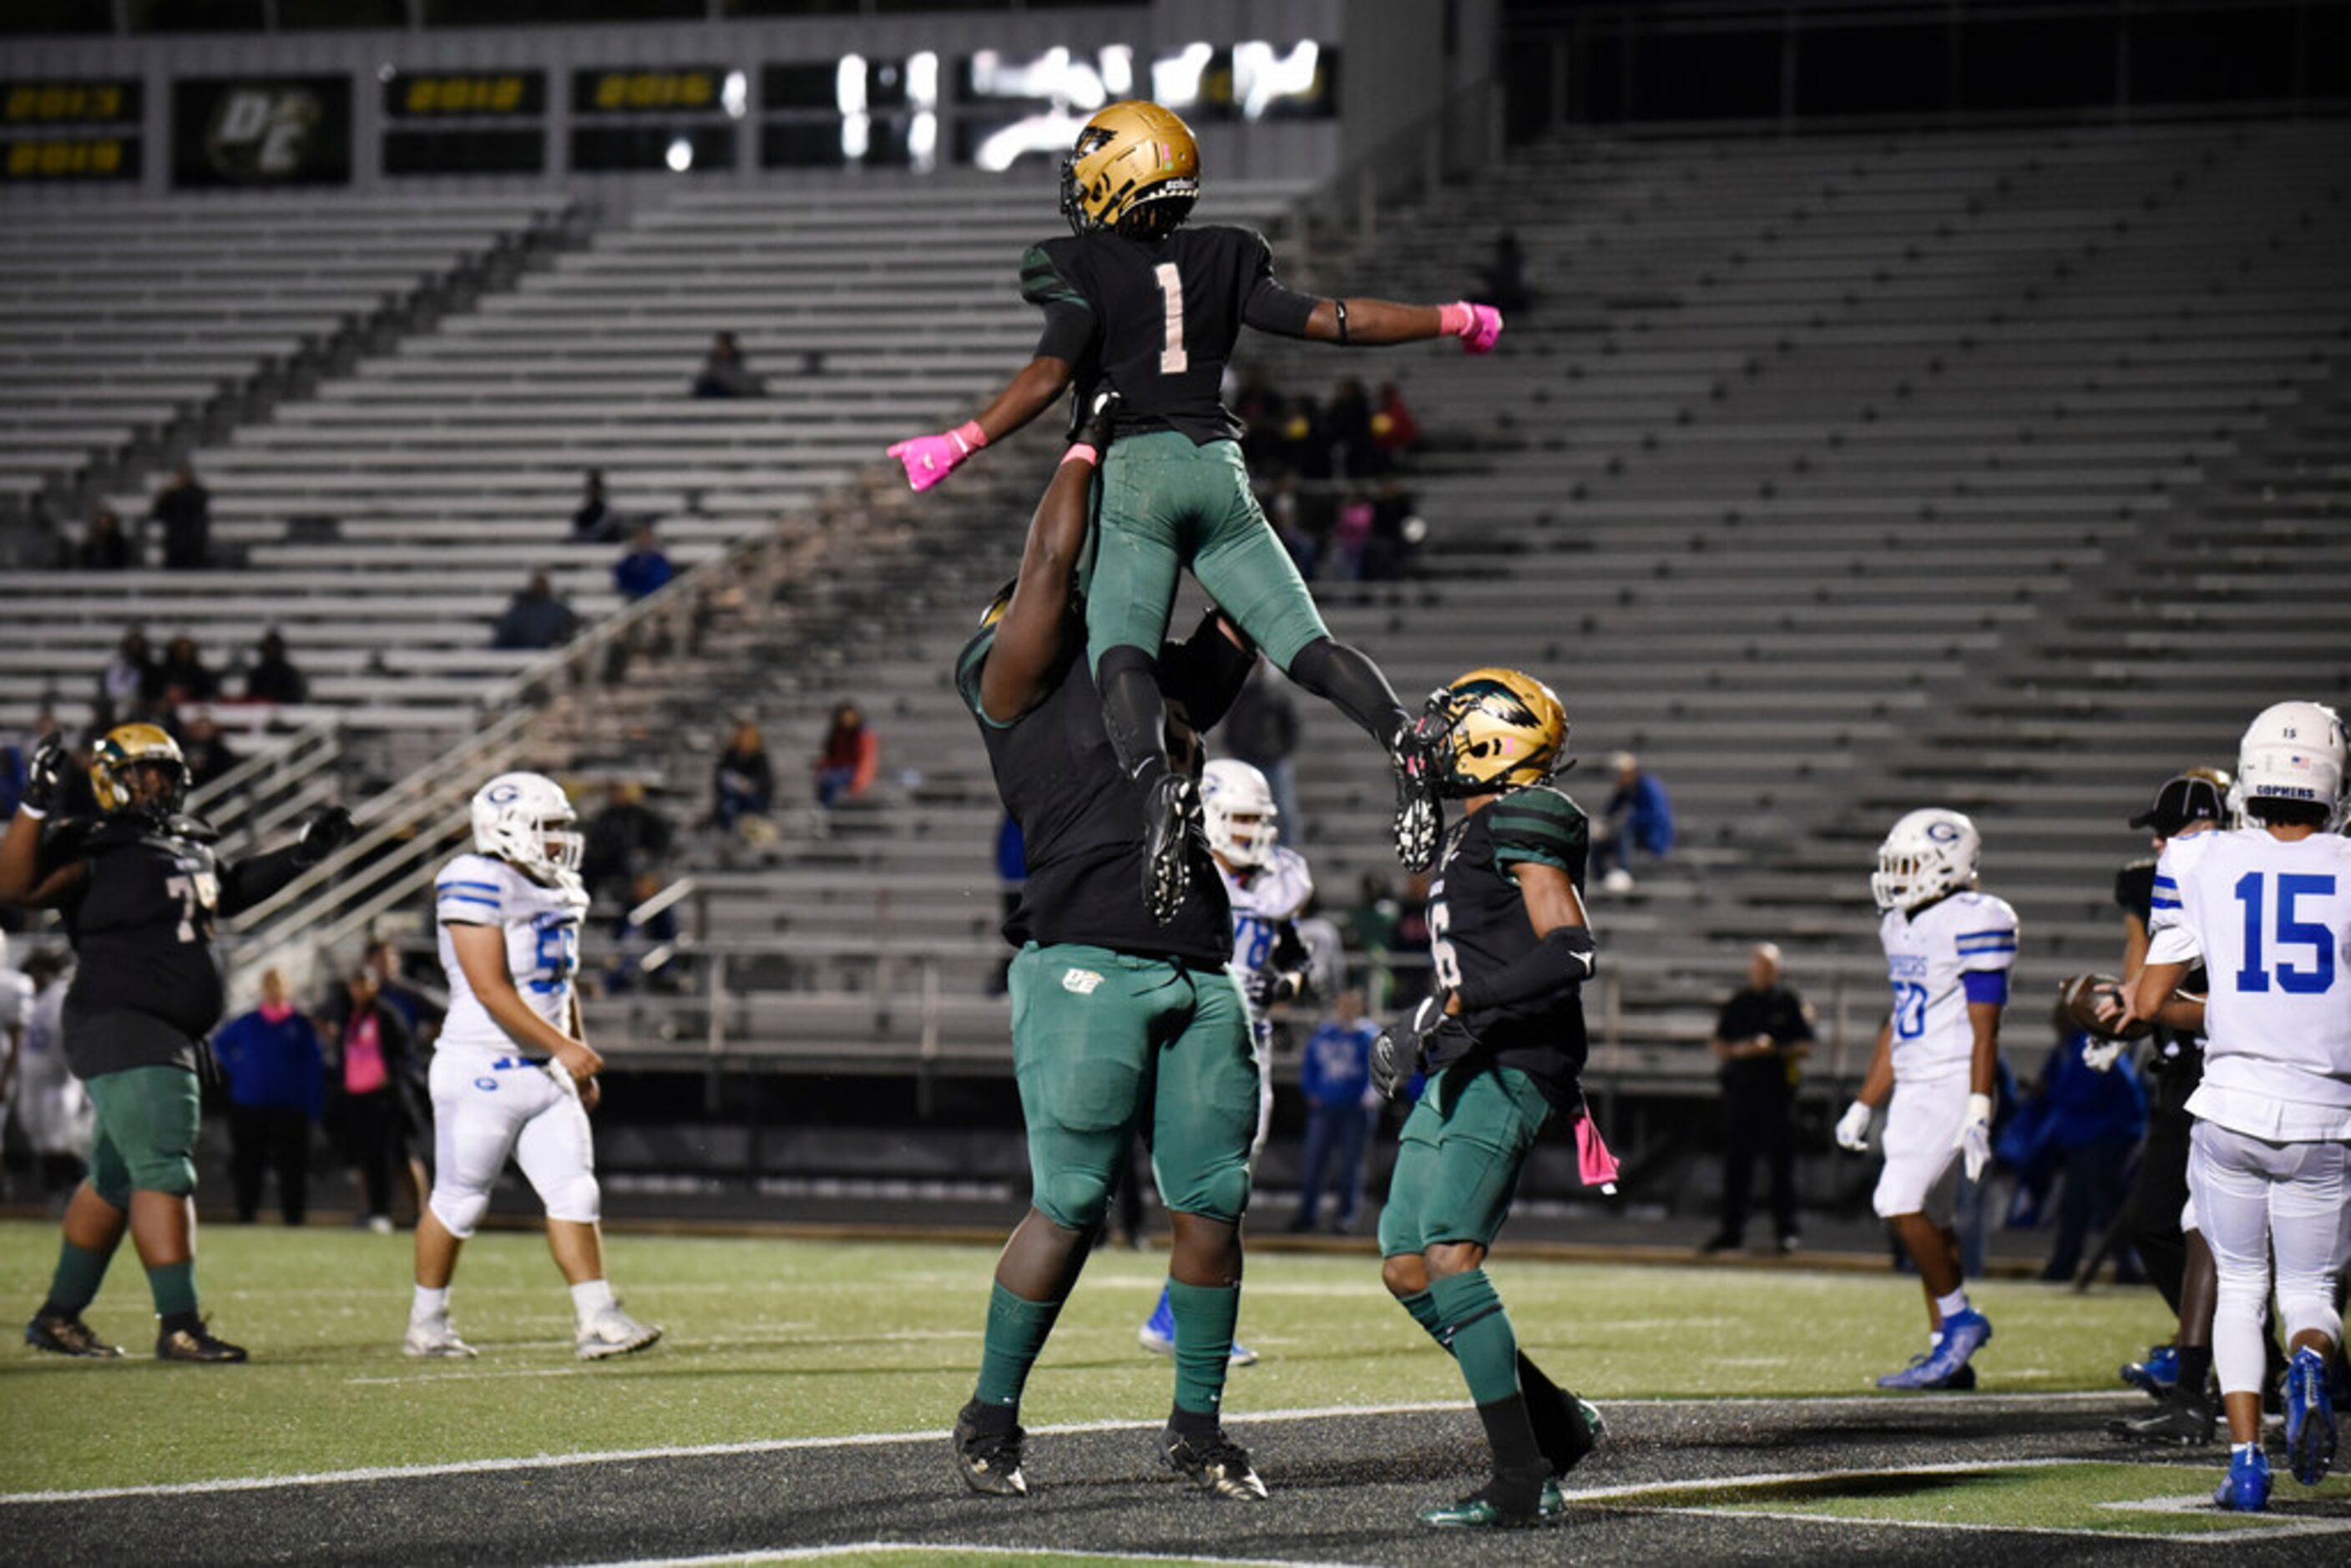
[1019,242,1090,311]
[1489,786,1590,869]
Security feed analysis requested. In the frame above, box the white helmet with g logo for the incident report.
[471,771,582,887]
[1872,807,1981,914]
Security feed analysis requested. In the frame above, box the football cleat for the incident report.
[1389,718,1444,873]
[24,1311,123,1358]
[403,1318,478,1359]
[156,1321,248,1363]
[1877,1313,1991,1390]
[2121,1343,2180,1402]
[953,1401,1029,1497]
[2213,1445,2271,1512]
[1138,1287,1256,1364]
[1418,1472,1565,1530]
[1524,1374,1604,1478]
[575,1305,661,1361]
[2285,1345,2337,1486]
[1142,772,1202,925]
[1160,1424,1267,1500]
[2108,1384,2217,1447]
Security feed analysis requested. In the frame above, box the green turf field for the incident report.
[2,1220,2179,1498]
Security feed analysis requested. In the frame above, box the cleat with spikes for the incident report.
[2286,1345,2337,1486]
[2213,1446,2271,1512]
[1142,772,1203,925]
[1389,716,1444,873]
[2121,1343,2180,1402]
[2108,1384,2217,1447]
[156,1320,247,1363]
[403,1317,478,1358]
[953,1401,1029,1497]
[25,1311,123,1359]
[575,1305,661,1361]
[1419,1472,1564,1530]
[1161,1424,1267,1500]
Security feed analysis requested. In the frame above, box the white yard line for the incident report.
[576,1543,1373,1568]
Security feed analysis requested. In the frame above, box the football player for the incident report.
[2129,701,2351,1511]
[1137,756,1310,1367]
[3,725,352,1362]
[887,99,1505,917]
[1369,670,1604,1530]
[406,772,660,1363]
[1836,809,2015,1389]
[951,395,1269,1502]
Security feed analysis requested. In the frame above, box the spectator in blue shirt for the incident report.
[613,524,675,601]
[1289,989,1383,1234]
[2036,1022,2147,1282]
[1594,751,1675,893]
[210,968,325,1226]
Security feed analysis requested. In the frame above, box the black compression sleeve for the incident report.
[1160,610,1256,735]
[1034,299,1094,362]
[1241,278,1319,337]
[1456,927,1598,1013]
[218,844,308,918]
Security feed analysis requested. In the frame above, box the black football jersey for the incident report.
[1421,785,1592,1110]
[956,625,1231,967]
[1022,225,1316,444]
[2114,856,2205,1098]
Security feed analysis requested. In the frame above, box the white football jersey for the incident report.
[1878,889,2020,1083]
[2147,827,2351,1139]
[1223,845,1313,983]
[434,852,589,1058]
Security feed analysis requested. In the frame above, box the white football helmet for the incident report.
[1201,758,1278,868]
[1871,807,1981,914]
[470,771,583,886]
[2237,701,2347,826]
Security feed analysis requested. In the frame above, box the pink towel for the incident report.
[1575,1115,1620,1195]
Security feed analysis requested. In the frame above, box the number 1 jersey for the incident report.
[433,852,588,1057]
[2147,827,2351,1137]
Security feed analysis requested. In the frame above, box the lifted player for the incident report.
[1370,670,1603,1530]
[2131,701,2351,1511]
[1837,809,2014,1390]
[888,99,1504,914]
[406,772,660,1363]
[951,397,1267,1502]
[1138,756,1310,1368]
[3,725,351,1362]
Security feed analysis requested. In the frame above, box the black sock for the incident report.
[1097,647,1170,783]
[159,1309,201,1336]
[1474,1393,1546,1477]
[2177,1343,2214,1397]
[1516,1352,1592,1469]
[1166,1404,1219,1439]
[959,1399,1019,1435]
[1285,637,1408,747]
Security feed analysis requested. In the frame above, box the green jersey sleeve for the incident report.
[1489,787,1590,880]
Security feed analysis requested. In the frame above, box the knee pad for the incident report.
[2277,1272,2344,1347]
[126,1151,197,1199]
[1034,1166,1114,1233]
[538,1169,601,1227]
[429,1184,491,1241]
[1180,1156,1251,1227]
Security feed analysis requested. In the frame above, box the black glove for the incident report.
[1370,990,1454,1099]
[19,731,67,816]
[294,806,356,867]
[1078,387,1122,451]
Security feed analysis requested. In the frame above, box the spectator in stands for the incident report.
[712,720,774,834]
[179,716,238,795]
[1221,663,1304,845]
[75,509,131,570]
[1233,366,1287,471]
[95,630,162,725]
[1264,478,1319,580]
[1329,490,1374,582]
[571,469,621,544]
[1593,751,1675,893]
[2033,1010,2147,1283]
[1700,942,1813,1257]
[1325,378,1381,479]
[1282,396,1332,484]
[243,630,308,706]
[1288,989,1383,1234]
[0,711,60,821]
[149,463,212,570]
[1474,230,1530,317]
[323,966,418,1234]
[157,635,216,705]
[1349,871,1403,1012]
[603,870,681,996]
[1370,382,1421,465]
[491,571,579,650]
[581,781,674,905]
[211,968,325,1227]
[1363,477,1419,583]
[811,701,879,810]
[612,524,675,602]
[691,331,767,398]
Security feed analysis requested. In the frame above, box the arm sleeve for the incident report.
[1456,926,1599,1012]
[1236,230,1317,337]
[218,844,308,918]
[1160,611,1257,735]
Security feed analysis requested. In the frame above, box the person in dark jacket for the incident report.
[1,725,354,1360]
[243,630,308,706]
[713,721,774,833]
[76,509,132,570]
[149,465,210,570]
[1700,943,1813,1255]
[491,573,579,651]
[210,968,325,1227]
[157,635,216,704]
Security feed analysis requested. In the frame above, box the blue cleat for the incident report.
[1138,1286,1256,1365]
[2121,1343,2179,1402]
[2213,1445,2271,1512]
[2285,1346,2337,1486]
[1878,1310,1992,1389]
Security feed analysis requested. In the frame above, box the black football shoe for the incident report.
[2108,1383,2217,1447]
[25,1311,123,1358]
[1418,1469,1565,1529]
[156,1320,248,1363]
[1390,717,1444,872]
[1161,1423,1268,1500]
[953,1401,1028,1497]
[1143,772,1202,925]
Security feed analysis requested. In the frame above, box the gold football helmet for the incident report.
[91,722,188,814]
[1060,100,1200,240]
[1422,669,1569,797]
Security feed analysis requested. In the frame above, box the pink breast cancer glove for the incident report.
[885,420,988,493]
[1439,301,1504,355]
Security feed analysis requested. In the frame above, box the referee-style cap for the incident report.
[2128,773,2227,836]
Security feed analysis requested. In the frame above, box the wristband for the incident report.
[1061,443,1098,467]
[1438,302,1474,338]
[953,420,988,454]
[16,802,46,821]
[1333,298,1349,345]
[1965,1092,1994,1123]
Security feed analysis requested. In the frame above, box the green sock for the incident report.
[973,1281,1063,1409]
[1428,1268,1522,1407]
[43,1238,119,1318]
[1398,1287,1449,1348]
[1165,1278,1241,1418]
[144,1260,199,1320]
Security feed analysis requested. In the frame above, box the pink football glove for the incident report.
[1438,301,1504,355]
[885,420,988,493]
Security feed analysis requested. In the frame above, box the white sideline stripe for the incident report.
[574,1543,1368,1568]
[0,1391,2127,1506]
